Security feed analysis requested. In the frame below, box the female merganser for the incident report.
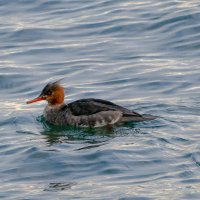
[26,80,156,127]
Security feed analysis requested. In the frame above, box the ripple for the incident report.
[1,0,200,199]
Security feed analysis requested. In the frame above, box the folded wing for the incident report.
[67,98,142,117]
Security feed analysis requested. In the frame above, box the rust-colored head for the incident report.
[26,80,65,105]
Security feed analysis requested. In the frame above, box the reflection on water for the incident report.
[39,115,112,144]
[44,182,77,192]
[39,115,146,147]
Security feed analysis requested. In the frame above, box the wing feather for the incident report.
[66,98,141,117]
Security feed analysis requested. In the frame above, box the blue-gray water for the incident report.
[1,0,200,199]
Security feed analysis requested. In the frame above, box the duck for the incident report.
[26,80,156,127]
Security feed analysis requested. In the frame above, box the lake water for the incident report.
[0,0,200,199]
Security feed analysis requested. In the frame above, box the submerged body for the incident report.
[27,81,156,127]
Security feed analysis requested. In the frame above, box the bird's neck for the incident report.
[48,100,64,106]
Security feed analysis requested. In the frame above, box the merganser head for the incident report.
[26,80,65,105]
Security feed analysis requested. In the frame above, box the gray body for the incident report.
[43,98,155,127]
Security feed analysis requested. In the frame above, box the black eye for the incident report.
[46,91,52,96]
[41,83,53,96]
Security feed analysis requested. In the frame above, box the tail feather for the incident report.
[121,114,157,122]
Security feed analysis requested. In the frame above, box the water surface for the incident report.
[0,0,200,199]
